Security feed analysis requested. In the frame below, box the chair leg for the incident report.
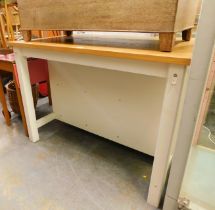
[159,32,176,52]
[0,75,11,126]
[13,74,29,137]
[0,14,7,48]
[47,80,52,106]
[182,28,192,41]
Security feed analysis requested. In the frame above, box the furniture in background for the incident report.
[0,1,59,48]
[10,36,193,207]
[17,0,200,51]
[13,58,52,106]
[0,53,51,136]
[0,53,27,135]
[0,2,17,48]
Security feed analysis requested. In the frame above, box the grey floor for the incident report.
[0,98,157,210]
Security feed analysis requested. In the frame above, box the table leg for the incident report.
[147,65,187,207]
[0,74,11,126]
[14,49,39,142]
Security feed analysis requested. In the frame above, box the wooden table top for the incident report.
[9,35,194,65]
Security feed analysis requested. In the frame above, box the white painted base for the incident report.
[49,61,166,156]
[13,46,188,208]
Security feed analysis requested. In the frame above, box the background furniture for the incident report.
[0,53,27,135]
[10,36,193,207]
[14,58,52,105]
[0,2,17,48]
[17,0,200,51]
[0,1,60,49]
[0,53,51,136]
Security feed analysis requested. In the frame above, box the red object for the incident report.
[13,57,49,94]
[39,82,48,97]
[27,58,49,85]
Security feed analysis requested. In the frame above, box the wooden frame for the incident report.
[11,38,191,207]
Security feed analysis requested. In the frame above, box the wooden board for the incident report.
[17,0,199,33]
[9,36,194,65]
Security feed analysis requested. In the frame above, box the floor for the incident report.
[181,146,215,210]
[0,99,158,210]
[181,90,215,210]
[198,90,215,150]
[198,126,215,150]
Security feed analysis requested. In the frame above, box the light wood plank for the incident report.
[9,37,194,65]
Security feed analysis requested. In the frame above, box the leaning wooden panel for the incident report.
[17,0,200,51]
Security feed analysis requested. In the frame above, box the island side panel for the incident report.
[48,61,166,156]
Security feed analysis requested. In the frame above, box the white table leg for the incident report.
[147,64,187,207]
[14,48,39,142]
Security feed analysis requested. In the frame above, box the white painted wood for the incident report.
[170,66,190,156]
[49,61,166,156]
[36,113,57,128]
[147,64,186,207]
[13,43,188,208]
[163,0,215,209]
[18,48,168,78]
[13,48,39,142]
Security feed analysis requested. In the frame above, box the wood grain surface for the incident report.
[9,36,194,65]
[17,0,199,32]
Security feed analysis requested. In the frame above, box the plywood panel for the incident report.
[49,61,166,156]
